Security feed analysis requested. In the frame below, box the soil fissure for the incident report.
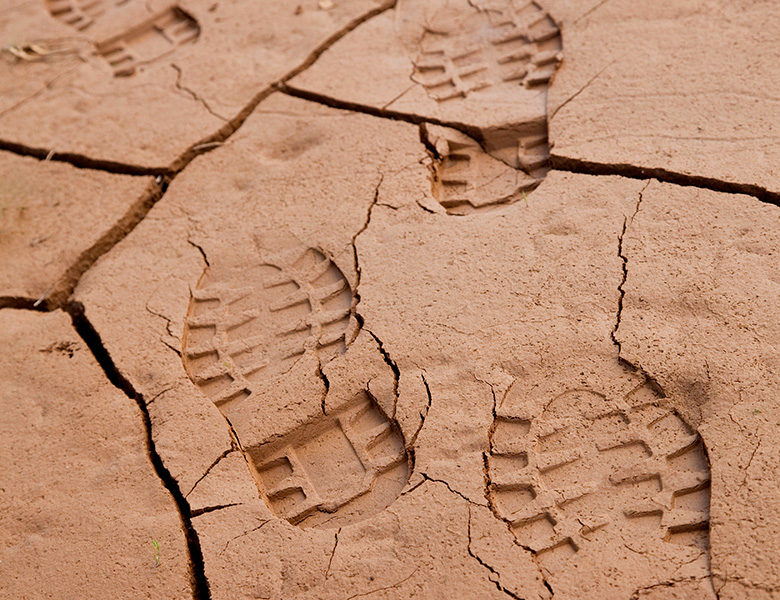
[281,88,780,210]
[552,155,780,208]
[65,301,212,600]
[466,505,525,600]
[0,139,166,175]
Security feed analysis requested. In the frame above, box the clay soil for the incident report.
[1,0,779,599]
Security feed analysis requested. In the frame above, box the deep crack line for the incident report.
[282,84,486,145]
[282,87,780,209]
[552,154,780,207]
[612,216,629,352]
[191,503,243,517]
[316,357,331,415]
[65,301,212,600]
[40,177,169,310]
[0,1,399,176]
[612,181,649,354]
[467,505,524,600]
[168,0,399,173]
[0,1,401,311]
[351,173,384,324]
[0,296,42,310]
[366,329,401,418]
[0,139,167,175]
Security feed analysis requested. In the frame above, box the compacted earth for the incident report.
[1,0,779,598]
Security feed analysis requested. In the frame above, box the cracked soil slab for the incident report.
[0,150,153,306]
[0,0,390,168]
[545,0,780,195]
[616,182,780,599]
[3,0,780,598]
[72,82,736,595]
[0,310,190,598]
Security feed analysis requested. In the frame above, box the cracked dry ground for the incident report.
[1,0,779,599]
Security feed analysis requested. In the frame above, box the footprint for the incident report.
[181,238,407,526]
[44,0,130,31]
[97,8,200,77]
[183,243,359,410]
[412,0,562,102]
[412,0,562,206]
[248,391,409,527]
[487,382,711,568]
[44,0,200,76]
[422,124,542,215]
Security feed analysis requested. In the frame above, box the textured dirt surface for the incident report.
[0,0,390,168]
[0,310,190,598]
[1,0,779,599]
[0,150,153,306]
[544,0,780,196]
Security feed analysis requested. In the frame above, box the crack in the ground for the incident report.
[572,0,614,24]
[282,84,486,148]
[421,473,488,508]
[185,448,236,498]
[552,155,780,207]
[467,505,524,600]
[0,4,402,338]
[0,65,81,120]
[482,378,556,597]
[612,182,649,353]
[316,357,331,415]
[216,519,271,556]
[349,174,407,421]
[171,64,228,122]
[281,86,780,210]
[0,1,398,176]
[630,575,717,600]
[0,295,41,310]
[64,301,211,600]
[737,434,762,496]
[408,370,432,447]
[145,385,175,407]
[713,573,777,595]
[15,177,169,311]
[325,528,341,580]
[190,503,243,518]
[144,282,184,356]
[399,477,427,497]
[167,0,398,174]
[0,139,167,175]
[366,329,401,418]
[1,1,400,316]
[2,4,747,597]
[606,193,718,594]
[612,217,628,351]
[351,173,384,324]
[344,567,420,600]
[187,237,211,268]
[549,60,616,122]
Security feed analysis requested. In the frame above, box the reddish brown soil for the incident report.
[1,1,778,599]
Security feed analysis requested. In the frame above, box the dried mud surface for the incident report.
[0,310,191,598]
[1,0,778,599]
